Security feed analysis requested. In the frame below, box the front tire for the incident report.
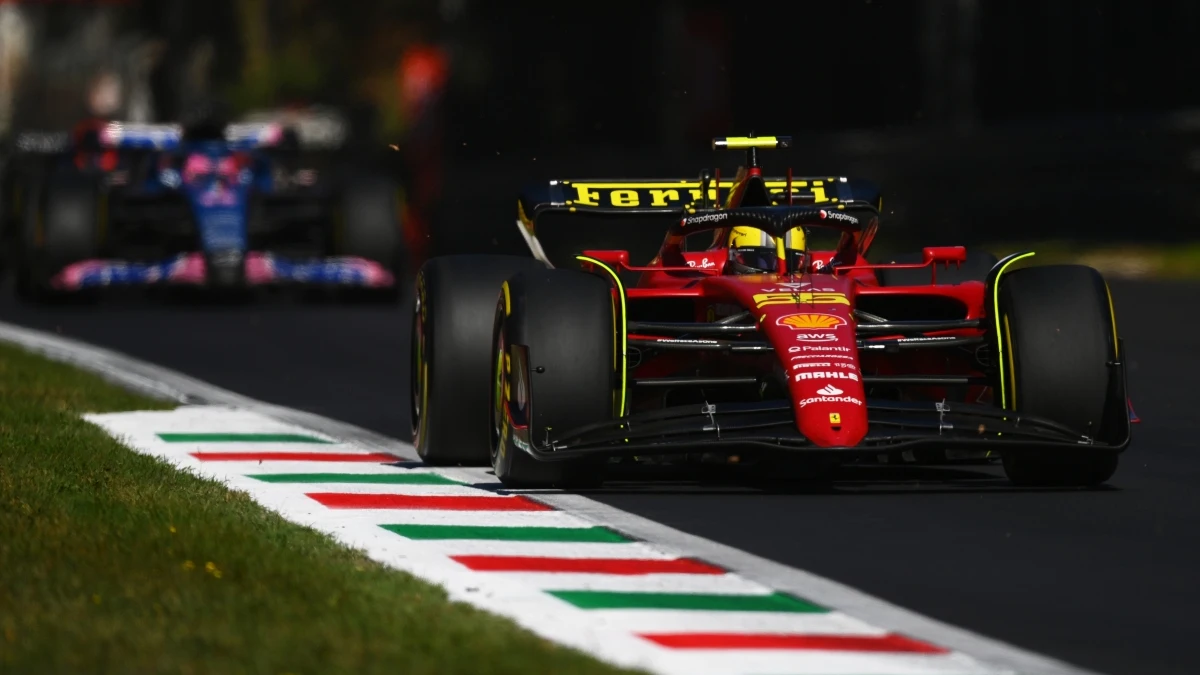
[15,172,101,305]
[491,267,615,488]
[410,254,547,465]
[995,264,1122,486]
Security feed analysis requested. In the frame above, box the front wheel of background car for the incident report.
[490,267,615,489]
[995,264,1121,487]
[15,173,101,305]
[337,173,406,302]
[410,254,548,465]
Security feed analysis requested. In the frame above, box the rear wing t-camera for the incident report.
[711,135,793,150]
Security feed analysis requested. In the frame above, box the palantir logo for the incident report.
[816,384,843,396]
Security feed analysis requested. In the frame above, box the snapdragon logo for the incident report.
[819,209,859,225]
[687,212,727,224]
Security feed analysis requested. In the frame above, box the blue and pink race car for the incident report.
[4,119,411,302]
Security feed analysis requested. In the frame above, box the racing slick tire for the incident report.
[14,172,101,305]
[875,251,998,286]
[411,254,548,465]
[336,173,406,302]
[490,268,614,489]
[995,264,1121,487]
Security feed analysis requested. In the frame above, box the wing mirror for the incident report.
[922,246,967,267]
[579,250,631,269]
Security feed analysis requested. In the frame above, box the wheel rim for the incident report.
[489,302,506,464]
[410,283,426,442]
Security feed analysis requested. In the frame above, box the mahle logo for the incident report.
[777,313,846,330]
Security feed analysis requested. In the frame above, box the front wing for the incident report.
[505,346,1133,465]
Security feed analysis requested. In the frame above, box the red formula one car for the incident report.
[411,136,1134,488]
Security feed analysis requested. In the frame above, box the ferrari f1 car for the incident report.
[411,135,1134,488]
[2,118,408,302]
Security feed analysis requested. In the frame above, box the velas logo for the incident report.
[754,292,849,308]
[777,313,846,330]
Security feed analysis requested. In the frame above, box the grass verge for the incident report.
[0,342,637,675]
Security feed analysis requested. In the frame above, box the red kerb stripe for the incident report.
[191,452,400,462]
[639,632,948,653]
[450,555,725,575]
[306,493,553,511]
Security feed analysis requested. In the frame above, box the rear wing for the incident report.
[100,122,287,151]
[518,176,880,223]
[516,176,882,268]
[10,122,294,154]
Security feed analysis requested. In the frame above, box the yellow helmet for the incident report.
[728,225,806,250]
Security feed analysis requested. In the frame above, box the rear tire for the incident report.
[410,254,547,465]
[15,172,101,305]
[491,268,615,489]
[995,264,1121,486]
[875,251,997,286]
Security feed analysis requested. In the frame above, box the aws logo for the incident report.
[777,313,846,330]
[754,292,849,308]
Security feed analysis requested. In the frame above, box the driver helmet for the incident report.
[725,226,807,274]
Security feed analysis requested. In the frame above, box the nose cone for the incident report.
[768,310,868,448]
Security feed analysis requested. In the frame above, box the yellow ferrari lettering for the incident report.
[753,292,850,308]
[562,180,834,209]
[573,184,600,206]
[649,189,679,206]
[611,189,639,207]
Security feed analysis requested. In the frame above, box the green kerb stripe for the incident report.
[547,590,828,613]
[248,473,459,485]
[381,524,630,543]
[157,433,332,444]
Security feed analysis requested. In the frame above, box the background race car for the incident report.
[1,118,410,303]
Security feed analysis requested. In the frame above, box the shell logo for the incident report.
[778,313,846,330]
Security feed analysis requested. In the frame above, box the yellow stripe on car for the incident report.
[992,252,1035,410]
[576,255,628,417]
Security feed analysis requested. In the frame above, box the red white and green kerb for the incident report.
[81,408,1001,675]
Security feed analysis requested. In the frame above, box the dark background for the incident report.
[5,0,1200,258]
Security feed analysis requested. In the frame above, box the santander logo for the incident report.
[816,384,843,396]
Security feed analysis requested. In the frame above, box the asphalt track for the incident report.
[2,279,1196,675]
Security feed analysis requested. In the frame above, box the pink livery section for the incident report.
[49,253,395,290]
